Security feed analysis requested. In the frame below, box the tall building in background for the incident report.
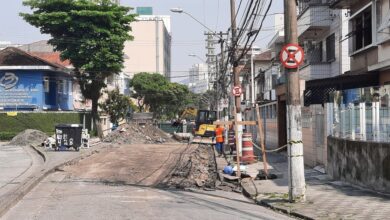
[123,7,171,80]
[188,63,209,94]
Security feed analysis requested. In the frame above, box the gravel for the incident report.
[9,129,48,146]
[103,122,175,145]
[161,144,218,189]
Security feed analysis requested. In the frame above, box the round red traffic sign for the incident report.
[232,86,242,97]
[279,43,304,69]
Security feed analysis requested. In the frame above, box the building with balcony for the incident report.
[302,0,390,193]
[298,0,350,80]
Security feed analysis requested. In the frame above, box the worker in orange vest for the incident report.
[215,125,224,157]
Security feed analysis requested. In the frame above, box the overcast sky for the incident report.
[0,0,283,83]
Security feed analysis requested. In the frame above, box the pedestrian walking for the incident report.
[215,125,224,157]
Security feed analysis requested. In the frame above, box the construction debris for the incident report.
[103,122,175,144]
[161,144,218,189]
[172,132,192,141]
[9,129,48,146]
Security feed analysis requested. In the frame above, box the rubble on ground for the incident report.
[103,122,175,144]
[9,129,48,146]
[161,144,218,189]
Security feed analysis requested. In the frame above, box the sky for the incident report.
[0,0,284,83]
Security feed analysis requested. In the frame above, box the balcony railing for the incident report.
[299,0,328,15]
[328,0,358,9]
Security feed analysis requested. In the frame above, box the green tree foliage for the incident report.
[200,90,218,110]
[99,89,132,125]
[129,72,193,118]
[20,0,136,122]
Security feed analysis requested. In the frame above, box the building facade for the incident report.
[295,0,351,167]
[0,47,73,111]
[188,63,209,94]
[123,12,171,80]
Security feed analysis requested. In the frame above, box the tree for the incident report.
[129,73,169,114]
[165,82,192,117]
[99,89,132,125]
[21,0,136,124]
[129,72,193,119]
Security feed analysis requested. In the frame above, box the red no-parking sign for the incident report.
[232,86,242,97]
[279,43,304,69]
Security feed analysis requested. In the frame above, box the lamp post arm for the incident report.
[183,11,222,40]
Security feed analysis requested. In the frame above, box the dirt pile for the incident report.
[10,129,48,146]
[103,122,175,144]
[161,144,218,189]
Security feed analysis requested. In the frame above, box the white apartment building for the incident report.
[297,0,350,80]
[123,14,172,80]
[188,63,209,94]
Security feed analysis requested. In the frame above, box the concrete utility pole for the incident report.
[284,0,306,202]
[205,32,217,101]
[230,0,243,177]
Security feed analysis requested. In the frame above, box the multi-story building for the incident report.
[293,0,351,167]
[307,0,390,192]
[123,7,171,80]
[240,49,273,145]
[188,63,209,94]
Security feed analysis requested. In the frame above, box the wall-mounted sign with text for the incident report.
[0,71,43,108]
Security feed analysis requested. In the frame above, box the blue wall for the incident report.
[0,70,73,111]
[343,89,360,104]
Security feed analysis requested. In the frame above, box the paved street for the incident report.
[3,171,292,220]
[2,143,292,220]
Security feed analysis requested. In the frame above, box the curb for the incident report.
[29,144,47,162]
[0,145,101,218]
[240,183,314,220]
[256,199,315,220]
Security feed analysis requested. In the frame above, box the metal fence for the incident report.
[157,123,195,134]
[333,104,390,142]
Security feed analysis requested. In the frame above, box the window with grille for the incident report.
[350,6,373,52]
[326,34,336,62]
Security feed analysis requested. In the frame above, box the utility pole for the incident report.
[230,0,243,177]
[205,32,217,106]
[284,0,306,202]
[250,48,256,107]
[219,31,230,146]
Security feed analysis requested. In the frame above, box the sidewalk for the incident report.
[0,141,103,217]
[0,144,41,199]
[238,152,390,220]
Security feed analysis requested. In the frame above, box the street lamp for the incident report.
[170,7,183,13]
[188,54,205,63]
[170,7,223,41]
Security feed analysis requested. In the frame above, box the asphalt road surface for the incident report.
[3,143,292,220]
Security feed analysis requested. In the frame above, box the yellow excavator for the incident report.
[194,109,217,137]
[178,107,217,137]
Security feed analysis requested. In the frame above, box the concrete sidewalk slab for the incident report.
[240,152,390,220]
[0,143,103,218]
